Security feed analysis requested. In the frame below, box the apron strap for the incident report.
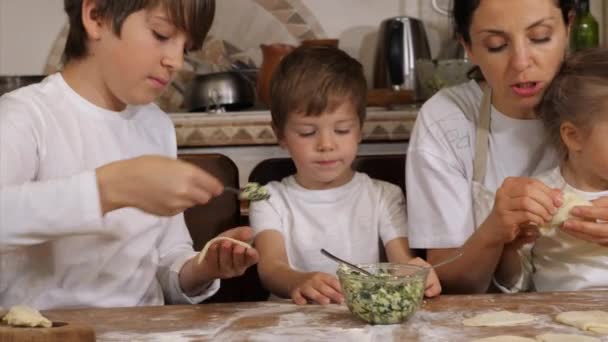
[473,84,492,184]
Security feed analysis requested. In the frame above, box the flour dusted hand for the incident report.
[2,305,52,328]
[197,237,252,264]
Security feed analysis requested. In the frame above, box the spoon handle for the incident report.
[320,249,373,276]
[431,250,464,269]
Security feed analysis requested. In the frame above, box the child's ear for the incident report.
[81,0,106,40]
[560,121,585,154]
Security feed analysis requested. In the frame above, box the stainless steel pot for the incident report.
[0,75,46,96]
[177,71,256,112]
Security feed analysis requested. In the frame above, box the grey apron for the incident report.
[472,84,495,227]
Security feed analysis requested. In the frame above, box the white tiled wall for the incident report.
[0,0,605,75]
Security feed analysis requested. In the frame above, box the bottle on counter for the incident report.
[570,0,599,52]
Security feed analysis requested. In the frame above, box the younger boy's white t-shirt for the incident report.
[248,172,407,275]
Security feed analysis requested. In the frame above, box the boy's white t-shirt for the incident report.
[0,73,218,309]
[406,80,557,248]
[249,172,407,275]
[529,167,608,291]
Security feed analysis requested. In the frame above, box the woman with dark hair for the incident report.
[406,0,580,294]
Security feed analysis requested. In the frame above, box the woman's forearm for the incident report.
[429,224,505,294]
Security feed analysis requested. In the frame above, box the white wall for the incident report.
[0,0,604,75]
[0,0,65,75]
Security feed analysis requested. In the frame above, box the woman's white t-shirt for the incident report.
[406,80,557,248]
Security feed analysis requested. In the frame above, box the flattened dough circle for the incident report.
[463,311,536,327]
[196,237,252,264]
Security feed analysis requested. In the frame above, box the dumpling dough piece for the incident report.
[463,311,536,327]
[471,336,535,342]
[196,237,252,264]
[536,333,600,342]
[556,311,608,334]
[2,305,52,328]
[540,192,592,234]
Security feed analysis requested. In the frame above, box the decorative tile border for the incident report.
[171,108,418,147]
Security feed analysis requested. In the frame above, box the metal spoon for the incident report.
[224,184,270,201]
[320,249,373,276]
[430,250,463,269]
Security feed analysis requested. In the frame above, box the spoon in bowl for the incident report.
[321,248,463,276]
[320,249,373,276]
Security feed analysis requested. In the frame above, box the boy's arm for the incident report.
[256,230,343,304]
[0,101,106,248]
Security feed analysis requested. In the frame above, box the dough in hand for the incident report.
[556,311,608,334]
[196,237,252,264]
[2,305,52,328]
[462,311,536,327]
[536,333,600,342]
[540,192,592,234]
[471,336,535,342]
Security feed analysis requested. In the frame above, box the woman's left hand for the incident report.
[562,197,608,246]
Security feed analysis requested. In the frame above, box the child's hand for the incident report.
[196,227,259,280]
[407,257,442,297]
[290,272,344,305]
[96,155,224,216]
[562,196,608,246]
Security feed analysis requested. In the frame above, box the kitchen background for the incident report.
[1,0,606,185]
[1,0,605,78]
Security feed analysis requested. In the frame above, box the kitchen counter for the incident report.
[40,291,608,341]
[171,106,419,147]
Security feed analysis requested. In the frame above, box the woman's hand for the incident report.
[562,197,608,246]
[290,272,344,305]
[97,155,224,216]
[484,177,562,245]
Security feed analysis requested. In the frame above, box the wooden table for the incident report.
[42,292,608,341]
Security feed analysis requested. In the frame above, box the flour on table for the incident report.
[536,333,600,342]
[471,336,535,342]
[556,311,608,334]
[2,305,52,328]
[462,311,536,327]
[196,237,252,264]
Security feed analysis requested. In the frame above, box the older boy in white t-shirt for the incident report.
[0,0,258,310]
[249,46,441,305]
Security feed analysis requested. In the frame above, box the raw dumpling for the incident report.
[540,192,592,234]
[2,305,52,328]
[556,311,608,334]
[536,333,600,342]
[196,237,253,264]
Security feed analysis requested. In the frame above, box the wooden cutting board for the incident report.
[0,321,95,342]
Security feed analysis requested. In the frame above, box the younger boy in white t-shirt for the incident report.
[249,46,441,305]
[0,0,257,310]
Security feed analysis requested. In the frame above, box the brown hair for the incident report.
[270,45,367,138]
[537,47,608,160]
[63,0,215,62]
